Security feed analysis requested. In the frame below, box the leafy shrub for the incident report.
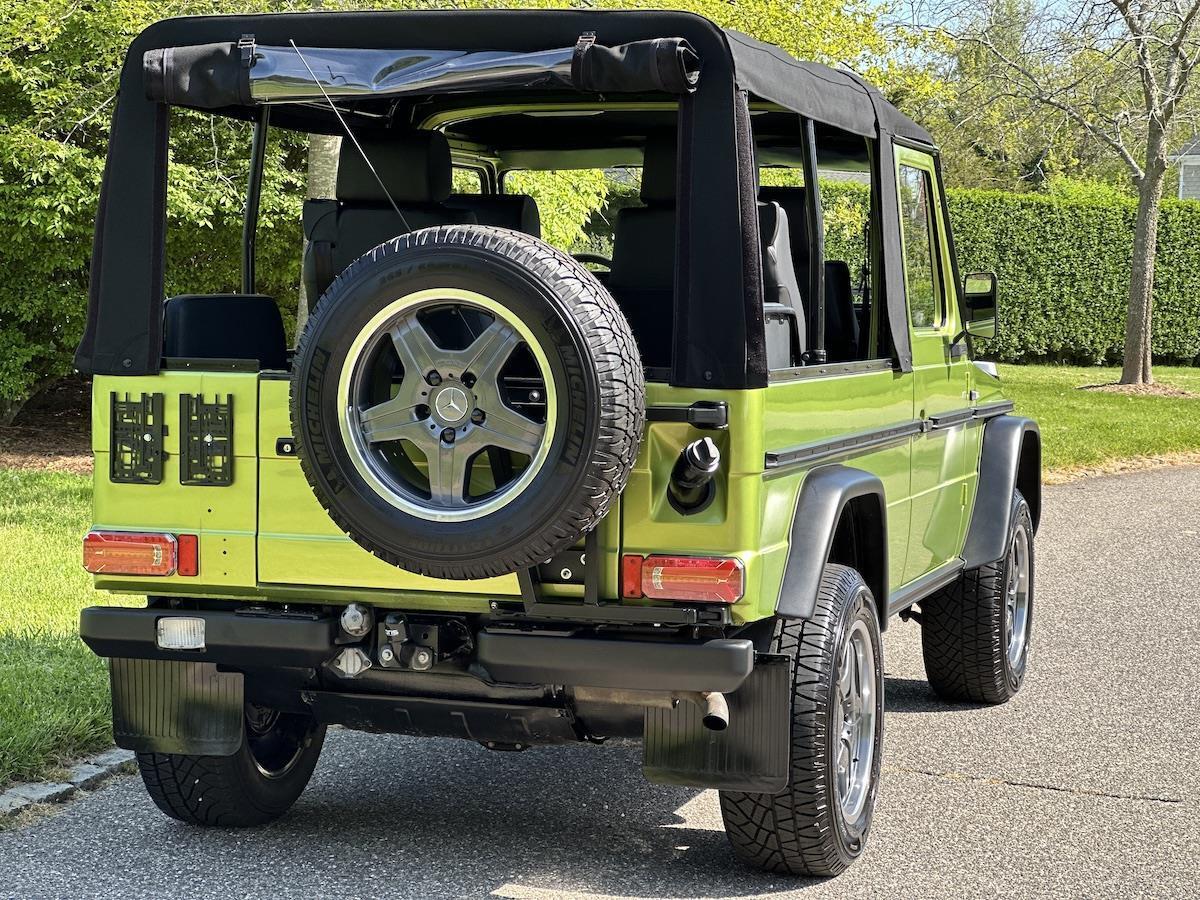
[820,181,1200,365]
[951,190,1200,364]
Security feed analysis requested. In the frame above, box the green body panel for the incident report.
[89,362,988,625]
[92,373,260,593]
[762,368,914,594]
[255,378,523,597]
[624,385,767,624]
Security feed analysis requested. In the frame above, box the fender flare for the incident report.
[775,464,887,621]
[962,415,1041,569]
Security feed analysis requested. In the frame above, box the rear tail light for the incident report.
[176,534,199,577]
[83,531,198,577]
[622,554,744,604]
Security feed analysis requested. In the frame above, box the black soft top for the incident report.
[721,29,930,143]
[77,9,931,386]
[137,10,929,145]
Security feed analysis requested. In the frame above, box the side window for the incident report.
[452,167,483,194]
[897,164,944,330]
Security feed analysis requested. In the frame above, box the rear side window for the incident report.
[897,164,944,329]
[452,167,484,194]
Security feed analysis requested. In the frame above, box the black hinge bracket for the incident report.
[110,392,166,484]
[645,401,728,429]
[180,394,234,486]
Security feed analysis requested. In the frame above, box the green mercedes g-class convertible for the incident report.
[76,9,1040,877]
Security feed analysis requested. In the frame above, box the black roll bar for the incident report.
[242,106,270,294]
[799,116,826,363]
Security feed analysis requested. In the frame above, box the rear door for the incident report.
[254,377,523,599]
[894,148,973,580]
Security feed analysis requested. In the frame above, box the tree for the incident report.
[296,134,340,335]
[923,1,1200,385]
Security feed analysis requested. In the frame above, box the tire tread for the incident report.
[719,564,879,877]
[920,491,1032,704]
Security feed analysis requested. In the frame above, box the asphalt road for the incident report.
[2,467,1199,899]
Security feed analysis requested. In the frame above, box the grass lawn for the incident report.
[0,363,1197,788]
[999,364,1200,474]
[0,469,132,788]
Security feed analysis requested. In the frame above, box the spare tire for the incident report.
[291,225,645,580]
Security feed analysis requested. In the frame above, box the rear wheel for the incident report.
[920,490,1034,703]
[136,704,325,827]
[719,564,884,876]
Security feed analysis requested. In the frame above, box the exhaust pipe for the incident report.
[700,691,729,731]
[668,437,720,513]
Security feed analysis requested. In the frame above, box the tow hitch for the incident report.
[375,613,473,671]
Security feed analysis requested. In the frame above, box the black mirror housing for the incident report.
[962,272,998,340]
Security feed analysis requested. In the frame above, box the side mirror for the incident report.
[962,272,998,340]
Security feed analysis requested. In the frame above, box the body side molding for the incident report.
[776,464,887,621]
[962,415,1041,569]
[886,559,964,617]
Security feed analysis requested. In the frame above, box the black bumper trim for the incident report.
[80,606,336,668]
[476,631,754,692]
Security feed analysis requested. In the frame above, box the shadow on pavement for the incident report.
[228,733,826,898]
[885,675,991,713]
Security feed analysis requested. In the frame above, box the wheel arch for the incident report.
[962,414,1041,569]
[775,464,888,627]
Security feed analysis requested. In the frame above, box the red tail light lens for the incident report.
[628,555,745,604]
[83,531,179,576]
[176,534,199,577]
[621,554,644,598]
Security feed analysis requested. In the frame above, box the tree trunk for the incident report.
[0,396,25,427]
[296,134,341,337]
[1121,137,1167,386]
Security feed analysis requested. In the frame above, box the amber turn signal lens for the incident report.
[83,531,179,576]
[636,555,744,603]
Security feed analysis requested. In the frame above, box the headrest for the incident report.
[336,132,452,204]
[445,193,541,237]
[758,186,810,262]
[640,133,678,205]
[609,206,676,289]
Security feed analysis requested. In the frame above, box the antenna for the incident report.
[288,40,411,231]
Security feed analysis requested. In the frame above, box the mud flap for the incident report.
[642,654,790,793]
[110,658,244,756]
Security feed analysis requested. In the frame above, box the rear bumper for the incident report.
[79,606,755,693]
[475,630,753,692]
[80,606,336,668]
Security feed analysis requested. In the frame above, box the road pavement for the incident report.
[2,466,1198,898]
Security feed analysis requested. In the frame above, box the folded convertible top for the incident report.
[143,36,701,109]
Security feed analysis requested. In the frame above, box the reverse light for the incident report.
[156,616,206,651]
[83,531,197,577]
[623,554,745,604]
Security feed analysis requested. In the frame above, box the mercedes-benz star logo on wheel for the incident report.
[435,386,468,423]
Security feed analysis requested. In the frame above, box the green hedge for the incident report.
[822,181,1200,365]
